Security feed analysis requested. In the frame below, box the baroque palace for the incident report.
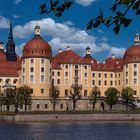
[0,23,140,111]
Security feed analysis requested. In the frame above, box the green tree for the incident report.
[105,87,119,110]
[90,86,100,111]
[121,86,134,110]
[3,88,15,112]
[69,85,82,111]
[18,85,33,111]
[40,0,140,34]
[0,93,4,111]
[49,84,60,111]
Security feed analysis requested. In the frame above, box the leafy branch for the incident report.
[39,0,73,17]
[86,0,140,34]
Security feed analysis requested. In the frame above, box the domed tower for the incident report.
[22,25,52,97]
[123,33,140,96]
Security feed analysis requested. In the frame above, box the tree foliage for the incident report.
[105,87,119,110]
[17,85,33,111]
[69,85,82,110]
[0,93,5,111]
[49,84,60,111]
[3,88,15,112]
[90,86,100,110]
[121,86,134,110]
[39,0,73,17]
[40,0,140,34]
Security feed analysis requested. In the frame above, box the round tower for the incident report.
[22,25,52,97]
[123,33,140,97]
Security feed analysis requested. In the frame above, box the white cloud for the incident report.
[14,0,22,5]
[15,42,25,56]
[13,18,126,60]
[75,0,96,6]
[0,16,9,28]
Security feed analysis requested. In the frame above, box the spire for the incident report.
[9,21,13,40]
[6,21,17,61]
[134,33,140,45]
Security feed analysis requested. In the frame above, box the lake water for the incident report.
[0,121,140,140]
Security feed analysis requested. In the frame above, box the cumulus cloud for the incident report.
[14,0,22,5]
[15,42,25,56]
[75,0,96,6]
[13,18,125,60]
[0,16,9,28]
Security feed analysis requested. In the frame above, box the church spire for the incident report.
[6,21,17,61]
[9,22,13,39]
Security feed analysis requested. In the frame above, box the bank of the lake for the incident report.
[1,113,140,122]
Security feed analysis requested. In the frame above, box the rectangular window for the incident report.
[134,71,137,76]
[45,104,48,109]
[98,73,101,78]
[30,67,34,72]
[134,91,137,95]
[134,64,137,68]
[52,79,54,85]
[52,71,54,76]
[65,89,68,97]
[104,73,107,78]
[85,73,87,77]
[23,76,25,83]
[110,81,113,86]
[92,80,95,86]
[41,59,44,64]
[65,72,68,77]
[60,104,63,109]
[126,79,128,85]
[65,65,68,69]
[37,104,40,109]
[57,79,60,85]
[41,88,44,93]
[41,67,44,72]
[30,75,34,82]
[133,79,137,85]
[75,65,78,69]
[23,68,25,73]
[119,80,120,85]
[85,66,87,69]
[126,72,128,76]
[110,73,113,78]
[57,72,60,76]
[92,73,95,77]
[98,80,101,86]
[104,80,107,86]
[30,59,34,64]
[84,90,87,97]
[41,75,44,83]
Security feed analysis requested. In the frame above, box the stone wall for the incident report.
[1,114,140,122]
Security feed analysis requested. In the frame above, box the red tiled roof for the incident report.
[53,50,81,64]
[23,37,52,58]
[91,57,124,72]
[0,55,21,77]
[124,45,140,63]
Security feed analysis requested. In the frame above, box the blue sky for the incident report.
[0,0,139,61]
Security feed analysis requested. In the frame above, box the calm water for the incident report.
[0,121,140,140]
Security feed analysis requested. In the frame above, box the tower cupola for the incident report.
[35,25,41,37]
[86,46,91,56]
[134,33,140,45]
